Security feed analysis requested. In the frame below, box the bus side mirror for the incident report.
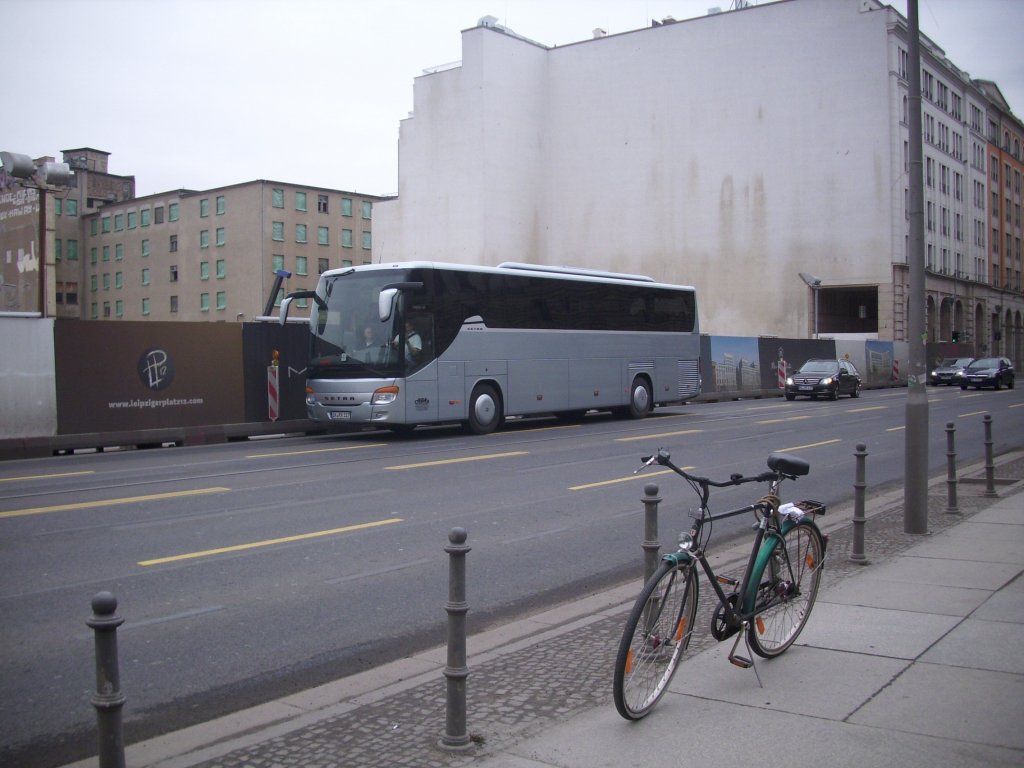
[379,288,399,322]
[279,296,294,326]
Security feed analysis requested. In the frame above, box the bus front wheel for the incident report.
[627,377,652,419]
[466,384,502,435]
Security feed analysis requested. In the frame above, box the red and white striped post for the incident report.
[267,350,280,422]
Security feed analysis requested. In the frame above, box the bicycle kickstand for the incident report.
[727,622,764,688]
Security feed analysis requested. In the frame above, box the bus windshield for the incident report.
[307,269,409,378]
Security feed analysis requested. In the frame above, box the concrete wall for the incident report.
[0,317,57,438]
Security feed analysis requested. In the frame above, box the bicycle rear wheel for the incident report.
[613,559,698,720]
[747,519,824,658]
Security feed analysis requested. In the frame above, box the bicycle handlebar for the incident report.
[637,448,792,489]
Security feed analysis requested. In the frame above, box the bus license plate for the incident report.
[329,411,351,420]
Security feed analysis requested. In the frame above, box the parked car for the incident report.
[785,359,862,400]
[929,357,974,386]
[959,357,1015,390]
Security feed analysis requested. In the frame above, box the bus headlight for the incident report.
[372,385,399,405]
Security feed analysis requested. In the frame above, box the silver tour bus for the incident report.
[279,261,700,434]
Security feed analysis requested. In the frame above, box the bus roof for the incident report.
[321,261,695,291]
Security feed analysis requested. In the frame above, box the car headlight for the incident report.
[930,370,938,376]
[821,377,834,386]
[786,377,794,386]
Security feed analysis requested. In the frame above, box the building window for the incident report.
[127,211,137,229]
[295,191,307,211]
[102,216,111,233]
[216,195,225,215]
[142,297,150,316]
[200,261,210,280]
[318,226,329,245]
[170,265,178,282]
[362,231,371,250]
[90,275,97,292]
[103,273,110,290]
[272,188,284,208]
[318,257,329,274]
[66,239,78,261]
[272,221,284,241]
[91,247,98,265]
[342,229,353,248]
[317,194,328,213]
[216,227,225,246]
[296,255,307,276]
[116,300,123,318]
[141,208,150,227]
[114,213,124,231]
[272,254,285,272]
[142,239,150,257]
[90,219,98,236]
[115,272,123,289]
[154,206,164,224]
[216,259,226,278]
[200,292,210,312]
[103,245,110,262]
[170,295,178,313]
[169,202,179,222]
[216,291,226,311]
[55,239,62,262]
[169,234,178,252]
[296,223,307,243]
[103,301,111,318]
[361,201,372,219]
[200,230,209,249]
[67,199,78,217]
[142,268,150,286]
[115,244,124,261]
[91,302,98,319]
[200,198,209,217]
[342,198,352,217]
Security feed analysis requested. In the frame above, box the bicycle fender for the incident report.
[741,519,796,613]
[661,551,694,567]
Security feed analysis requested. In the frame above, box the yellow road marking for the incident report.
[387,451,528,470]
[615,429,703,442]
[247,443,387,458]
[774,439,840,452]
[139,518,403,566]
[0,487,230,520]
[570,467,682,491]
[0,470,94,483]
[847,406,887,413]
[755,416,813,425]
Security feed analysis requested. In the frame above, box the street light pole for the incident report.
[904,0,929,535]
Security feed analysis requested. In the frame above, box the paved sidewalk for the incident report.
[64,455,1024,768]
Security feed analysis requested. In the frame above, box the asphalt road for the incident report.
[1,384,1021,767]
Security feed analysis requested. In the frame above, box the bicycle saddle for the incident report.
[767,452,810,477]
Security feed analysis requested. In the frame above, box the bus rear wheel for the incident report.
[466,384,502,435]
[627,377,652,419]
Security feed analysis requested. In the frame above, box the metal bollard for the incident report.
[849,443,869,564]
[439,527,472,752]
[642,484,661,584]
[983,414,998,498]
[945,422,960,514]
[87,592,126,768]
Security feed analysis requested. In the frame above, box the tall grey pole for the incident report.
[904,0,929,535]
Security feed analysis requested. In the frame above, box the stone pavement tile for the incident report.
[849,663,1024,751]
[970,499,1024,525]
[858,555,1021,591]
[798,602,961,659]
[921,617,1024,674]
[665,644,907,721]
[822,578,990,616]
[487,695,1022,768]
[905,521,1024,564]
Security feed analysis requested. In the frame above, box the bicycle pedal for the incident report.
[729,655,753,669]
[716,575,739,587]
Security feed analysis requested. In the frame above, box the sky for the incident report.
[4,0,1023,198]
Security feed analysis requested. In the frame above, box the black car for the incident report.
[785,359,862,400]
[929,357,974,386]
[959,357,1015,390]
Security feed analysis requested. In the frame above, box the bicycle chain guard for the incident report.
[711,593,740,641]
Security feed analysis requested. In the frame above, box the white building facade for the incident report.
[376,0,1023,359]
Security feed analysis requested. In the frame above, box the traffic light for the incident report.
[952,331,959,343]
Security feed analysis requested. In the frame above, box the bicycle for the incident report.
[612,448,827,720]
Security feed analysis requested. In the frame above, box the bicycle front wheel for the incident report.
[613,559,698,720]
[748,519,824,658]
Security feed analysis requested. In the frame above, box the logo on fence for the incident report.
[138,348,175,391]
